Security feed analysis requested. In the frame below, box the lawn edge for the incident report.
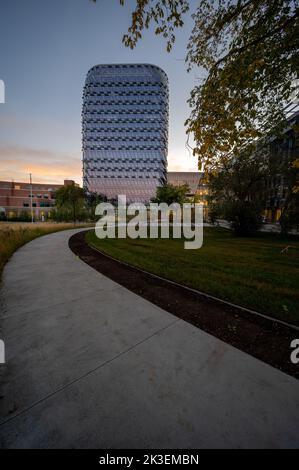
[88,237,299,332]
[69,230,299,380]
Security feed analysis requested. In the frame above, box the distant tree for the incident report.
[85,191,107,207]
[85,191,107,221]
[152,183,190,205]
[55,185,85,224]
[91,0,298,171]
[208,151,268,235]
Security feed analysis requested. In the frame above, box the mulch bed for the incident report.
[69,230,299,380]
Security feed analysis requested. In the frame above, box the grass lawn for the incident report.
[86,228,299,324]
[0,222,92,277]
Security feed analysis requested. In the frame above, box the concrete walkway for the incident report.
[0,229,298,449]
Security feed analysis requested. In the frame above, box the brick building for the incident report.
[0,179,78,220]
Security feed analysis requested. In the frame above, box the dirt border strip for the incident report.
[69,230,299,380]
[90,241,299,332]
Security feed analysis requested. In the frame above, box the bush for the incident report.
[224,200,263,236]
[52,207,91,223]
[2,211,32,222]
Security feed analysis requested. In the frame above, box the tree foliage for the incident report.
[208,151,268,235]
[92,0,299,171]
[152,183,190,204]
[85,191,108,221]
[92,0,190,52]
[186,0,299,170]
[85,191,106,205]
[55,185,85,224]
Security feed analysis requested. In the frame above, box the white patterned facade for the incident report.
[82,64,169,203]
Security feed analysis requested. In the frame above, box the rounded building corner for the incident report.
[145,64,168,82]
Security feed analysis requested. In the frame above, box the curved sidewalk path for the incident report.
[0,229,298,449]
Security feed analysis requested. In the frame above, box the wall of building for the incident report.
[264,111,298,223]
[168,171,209,218]
[0,180,77,220]
[82,63,169,203]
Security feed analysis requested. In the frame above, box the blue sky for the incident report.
[0,0,201,184]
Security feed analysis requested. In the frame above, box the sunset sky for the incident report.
[0,0,202,185]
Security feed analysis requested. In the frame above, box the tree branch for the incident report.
[213,9,299,69]
[215,0,256,32]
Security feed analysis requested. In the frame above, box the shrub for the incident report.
[224,200,263,236]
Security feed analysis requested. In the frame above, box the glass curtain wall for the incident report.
[82,64,169,203]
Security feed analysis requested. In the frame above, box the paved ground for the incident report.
[216,219,299,234]
[0,228,298,449]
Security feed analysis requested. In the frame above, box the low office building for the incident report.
[168,171,209,217]
[167,172,203,197]
[263,111,299,223]
[0,179,78,220]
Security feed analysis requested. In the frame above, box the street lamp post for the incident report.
[30,173,34,223]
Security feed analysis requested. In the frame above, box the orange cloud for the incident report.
[0,143,199,186]
[0,145,82,185]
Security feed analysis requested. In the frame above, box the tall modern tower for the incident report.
[82,64,169,203]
